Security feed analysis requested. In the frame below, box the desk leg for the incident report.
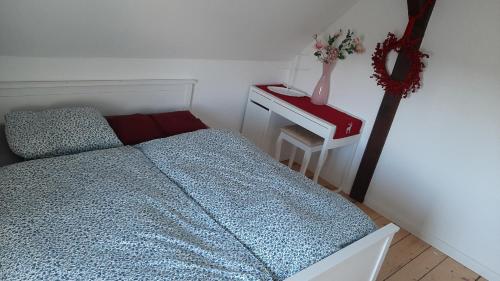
[275,133,284,161]
[313,143,329,183]
[260,110,272,154]
[340,140,359,190]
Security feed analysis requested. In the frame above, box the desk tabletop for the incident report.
[255,84,363,139]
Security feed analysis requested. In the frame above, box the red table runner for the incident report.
[256,85,362,139]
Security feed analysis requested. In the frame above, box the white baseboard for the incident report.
[364,201,500,281]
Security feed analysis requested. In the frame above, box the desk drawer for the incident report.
[271,101,332,138]
[249,90,272,108]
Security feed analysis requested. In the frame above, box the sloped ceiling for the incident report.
[0,0,358,60]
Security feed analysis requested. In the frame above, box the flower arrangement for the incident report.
[313,30,365,64]
[309,29,365,105]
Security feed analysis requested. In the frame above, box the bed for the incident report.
[0,146,273,280]
[0,79,398,281]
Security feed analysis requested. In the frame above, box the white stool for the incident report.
[275,125,326,183]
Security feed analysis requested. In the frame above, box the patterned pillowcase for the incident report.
[5,107,123,159]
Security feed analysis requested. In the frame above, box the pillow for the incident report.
[5,107,123,159]
[150,111,208,137]
[106,114,165,145]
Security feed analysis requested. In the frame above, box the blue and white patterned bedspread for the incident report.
[0,146,272,281]
[138,129,378,280]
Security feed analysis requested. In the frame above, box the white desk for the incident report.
[241,85,364,186]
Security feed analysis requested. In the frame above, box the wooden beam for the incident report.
[350,0,436,202]
[408,0,427,15]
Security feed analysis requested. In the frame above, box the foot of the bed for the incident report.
[285,223,399,281]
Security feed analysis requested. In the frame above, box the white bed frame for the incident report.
[0,79,398,281]
[286,224,398,281]
[0,79,197,124]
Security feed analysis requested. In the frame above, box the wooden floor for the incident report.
[349,200,485,281]
[288,162,487,281]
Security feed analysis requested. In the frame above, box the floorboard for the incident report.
[286,161,486,281]
[377,235,429,280]
[419,257,479,281]
[385,247,447,281]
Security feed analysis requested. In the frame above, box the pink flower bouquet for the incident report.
[313,30,364,64]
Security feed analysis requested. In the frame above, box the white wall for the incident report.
[0,56,287,130]
[292,0,500,280]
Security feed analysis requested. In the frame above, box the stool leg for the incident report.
[300,150,312,175]
[275,134,284,161]
[313,147,329,183]
[288,146,297,168]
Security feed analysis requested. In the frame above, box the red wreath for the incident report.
[371,0,433,98]
[371,33,429,98]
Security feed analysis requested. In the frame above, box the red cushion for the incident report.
[150,111,208,137]
[106,114,165,145]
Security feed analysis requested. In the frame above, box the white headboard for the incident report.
[0,79,198,124]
